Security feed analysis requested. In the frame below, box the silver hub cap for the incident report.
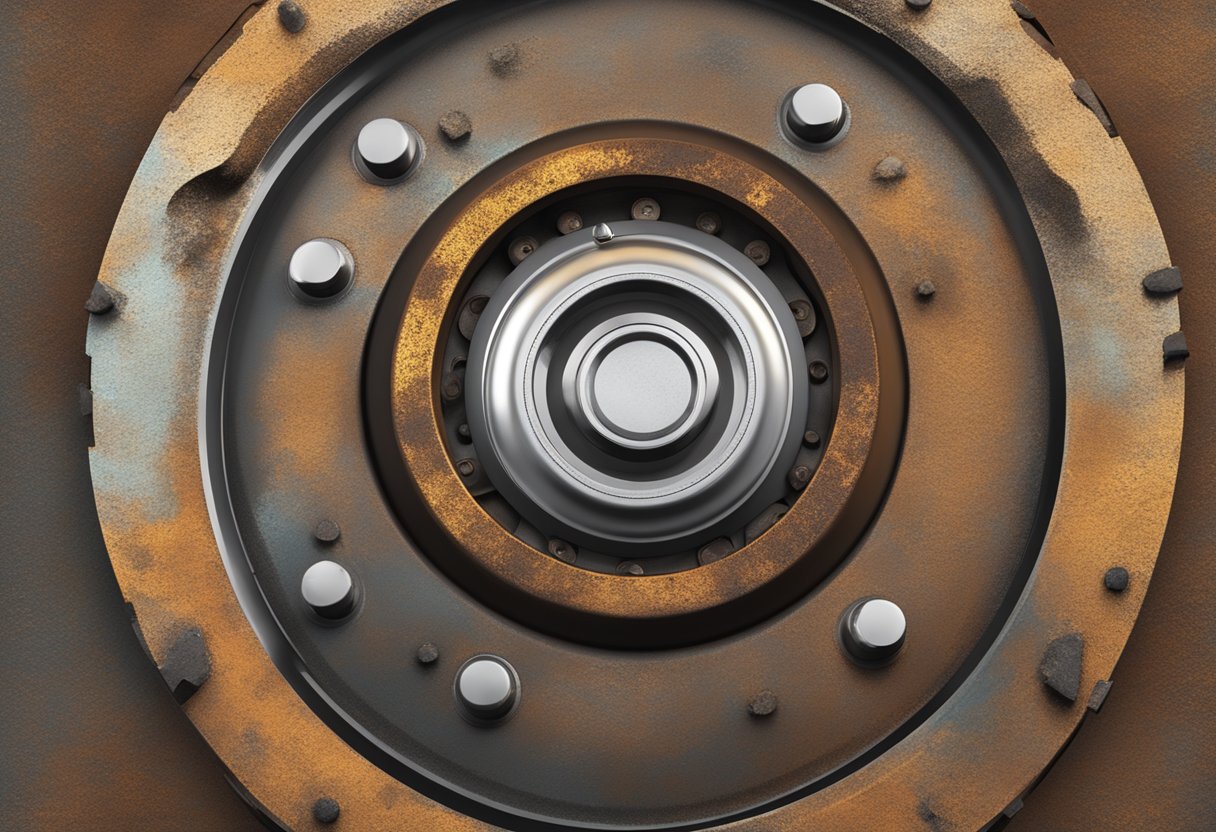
[466,220,808,554]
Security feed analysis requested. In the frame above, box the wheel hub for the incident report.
[465,220,808,554]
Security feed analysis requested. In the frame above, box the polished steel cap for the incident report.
[464,220,808,555]
[288,238,354,299]
[455,655,520,724]
[786,83,848,144]
[355,117,420,181]
[300,560,356,619]
[841,598,907,663]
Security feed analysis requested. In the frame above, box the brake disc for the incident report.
[85,1,1183,829]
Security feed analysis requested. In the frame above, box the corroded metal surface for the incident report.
[80,1,1182,831]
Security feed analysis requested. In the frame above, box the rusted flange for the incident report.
[86,0,1182,829]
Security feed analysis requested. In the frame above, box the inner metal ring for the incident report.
[571,320,713,449]
[466,221,807,553]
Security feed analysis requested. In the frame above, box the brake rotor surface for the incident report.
[86,0,1183,829]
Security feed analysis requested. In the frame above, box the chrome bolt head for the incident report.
[785,83,849,145]
[301,560,357,620]
[288,238,354,300]
[841,598,907,664]
[355,117,421,181]
[454,655,520,724]
[592,222,615,245]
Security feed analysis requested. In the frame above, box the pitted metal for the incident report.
[465,220,808,554]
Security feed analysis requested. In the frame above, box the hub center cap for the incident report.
[465,220,809,555]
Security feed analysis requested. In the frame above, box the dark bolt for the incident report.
[698,537,734,566]
[456,458,477,478]
[1163,331,1189,363]
[457,423,472,444]
[313,519,341,544]
[1142,266,1183,295]
[748,690,778,717]
[547,538,577,564]
[809,360,830,383]
[789,299,816,338]
[416,642,440,665]
[905,0,931,9]
[744,240,771,266]
[312,797,340,825]
[441,372,463,402]
[631,197,661,221]
[915,280,937,299]
[557,211,584,235]
[85,281,117,315]
[489,43,522,77]
[458,295,488,340]
[1104,567,1130,593]
[617,561,645,576]
[873,155,908,182]
[438,110,472,143]
[803,430,822,448]
[277,0,306,33]
[696,212,722,235]
[509,236,538,265]
[788,465,812,490]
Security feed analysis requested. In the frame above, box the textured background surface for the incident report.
[0,1,1211,828]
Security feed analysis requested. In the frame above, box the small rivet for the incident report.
[547,538,577,564]
[311,797,340,825]
[803,430,822,448]
[416,642,440,666]
[85,281,118,315]
[557,211,584,235]
[617,561,645,576]
[1104,566,1130,593]
[916,280,937,299]
[455,458,477,478]
[592,223,615,245]
[301,561,356,620]
[748,690,778,718]
[355,118,420,181]
[313,519,341,544]
[1164,331,1189,363]
[277,0,306,33]
[808,360,830,383]
[455,655,520,723]
[631,197,661,221]
[696,212,722,235]
[438,110,472,143]
[508,236,539,265]
[785,83,848,144]
[841,598,907,664]
[441,372,463,402]
[288,238,353,300]
[873,156,907,182]
[456,423,472,444]
[788,465,812,490]
[744,240,771,266]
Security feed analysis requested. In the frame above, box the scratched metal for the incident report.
[83,1,1182,831]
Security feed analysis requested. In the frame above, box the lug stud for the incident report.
[785,83,848,145]
[508,236,539,265]
[288,238,353,300]
[455,655,520,724]
[355,117,421,181]
[744,240,771,266]
[301,560,357,620]
[557,211,583,235]
[841,598,906,664]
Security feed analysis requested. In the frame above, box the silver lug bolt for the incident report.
[355,117,421,181]
[288,238,354,300]
[454,655,520,724]
[631,197,661,220]
[841,598,906,664]
[301,560,357,620]
[785,83,848,145]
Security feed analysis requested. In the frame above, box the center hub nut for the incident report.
[465,220,808,555]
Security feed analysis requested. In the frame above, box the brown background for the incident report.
[0,1,1211,828]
